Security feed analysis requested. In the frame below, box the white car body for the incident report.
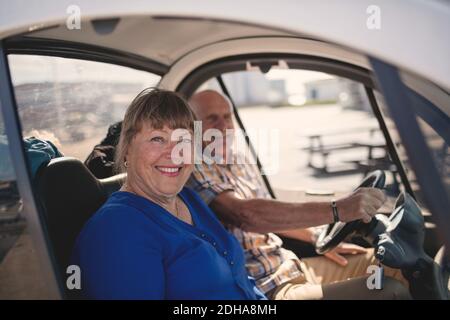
[0,0,449,91]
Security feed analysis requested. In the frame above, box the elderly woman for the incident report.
[71,88,266,300]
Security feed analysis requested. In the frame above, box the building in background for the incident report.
[199,70,371,111]
[223,71,288,107]
[304,78,341,102]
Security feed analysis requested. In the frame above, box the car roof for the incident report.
[0,0,449,91]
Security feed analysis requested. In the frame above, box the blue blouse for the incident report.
[71,187,266,300]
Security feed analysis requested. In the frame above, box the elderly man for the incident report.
[187,90,410,300]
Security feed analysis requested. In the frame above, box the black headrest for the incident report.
[34,157,125,279]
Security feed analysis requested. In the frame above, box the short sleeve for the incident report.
[187,164,235,204]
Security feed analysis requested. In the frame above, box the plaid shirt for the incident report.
[187,154,303,294]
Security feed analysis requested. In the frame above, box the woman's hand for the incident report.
[323,242,368,266]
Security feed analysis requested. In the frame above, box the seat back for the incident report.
[34,157,125,281]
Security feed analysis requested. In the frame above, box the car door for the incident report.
[0,40,165,299]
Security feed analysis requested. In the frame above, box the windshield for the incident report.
[375,76,450,210]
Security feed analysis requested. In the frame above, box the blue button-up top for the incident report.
[71,187,266,300]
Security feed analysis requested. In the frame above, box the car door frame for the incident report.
[0,41,63,298]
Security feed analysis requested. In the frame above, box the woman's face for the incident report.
[125,122,194,200]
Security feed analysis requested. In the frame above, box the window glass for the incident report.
[197,69,400,207]
[0,110,55,299]
[375,85,450,209]
[8,55,161,160]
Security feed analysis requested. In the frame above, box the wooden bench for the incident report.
[301,127,389,174]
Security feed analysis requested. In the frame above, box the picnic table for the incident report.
[301,126,390,175]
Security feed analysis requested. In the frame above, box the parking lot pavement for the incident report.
[238,104,385,196]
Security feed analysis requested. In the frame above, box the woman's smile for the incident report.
[155,165,184,177]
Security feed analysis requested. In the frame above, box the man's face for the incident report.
[189,91,235,160]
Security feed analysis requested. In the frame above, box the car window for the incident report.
[0,110,56,299]
[7,55,161,160]
[197,69,401,209]
[375,81,450,210]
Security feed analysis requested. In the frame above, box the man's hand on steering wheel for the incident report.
[315,171,387,255]
[335,187,387,223]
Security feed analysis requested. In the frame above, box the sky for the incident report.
[8,54,161,86]
[8,54,331,90]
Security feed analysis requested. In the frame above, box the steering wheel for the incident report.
[374,193,449,299]
[315,170,386,255]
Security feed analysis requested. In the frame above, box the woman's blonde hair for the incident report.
[115,88,195,173]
